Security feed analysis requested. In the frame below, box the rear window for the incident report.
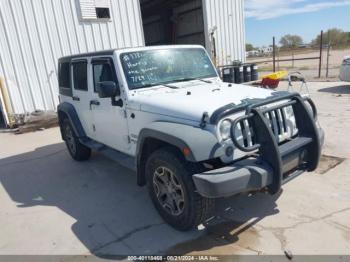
[72,61,88,91]
[59,62,70,88]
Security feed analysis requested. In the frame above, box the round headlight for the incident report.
[219,119,232,140]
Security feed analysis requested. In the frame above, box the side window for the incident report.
[96,8,110,19]
[59,62,70,88]
[93,62,117,92]
[72,61,88,91]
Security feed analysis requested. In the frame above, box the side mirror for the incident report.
[96,81,120,98]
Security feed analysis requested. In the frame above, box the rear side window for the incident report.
[93,62,117,92]
[59,62,70,88]
[72,61,88,91]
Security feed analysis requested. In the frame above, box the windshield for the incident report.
[120,48,217,90]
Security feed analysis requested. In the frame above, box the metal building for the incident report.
[141,0,246,65]
[0,0,245,126]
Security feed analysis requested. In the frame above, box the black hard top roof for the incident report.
[58,45,205,63]
[58,49,116,63]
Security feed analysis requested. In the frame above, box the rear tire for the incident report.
[145,147,214,231]
[62,118,91,161]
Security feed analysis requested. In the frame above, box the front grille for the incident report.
[234,104,297,148]
[263,105,296,140]
[237,119,255,147]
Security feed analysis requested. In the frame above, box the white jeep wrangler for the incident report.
[57,45,324,231]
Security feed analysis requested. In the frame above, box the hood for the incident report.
[128,81,275,122]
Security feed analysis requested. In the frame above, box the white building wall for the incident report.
[0,0,144,115]
[203,0,246,66]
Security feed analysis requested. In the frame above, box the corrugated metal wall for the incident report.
[143,15,164,45]
[0,0,144,115]
[202,0,246,66]
[0,0,245,116]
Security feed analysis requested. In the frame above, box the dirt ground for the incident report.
[248,48,350,80]
[0,81,350,259]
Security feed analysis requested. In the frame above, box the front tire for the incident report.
[146,147,214,231]
[62,118,91,161]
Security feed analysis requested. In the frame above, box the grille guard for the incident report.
[228,93,321,194]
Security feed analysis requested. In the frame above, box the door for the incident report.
[90,57,130,153]
[71,59,95,138]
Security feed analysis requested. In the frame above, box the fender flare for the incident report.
[57,102,86,139]
[137,128,196,162]
[135,122,221,186]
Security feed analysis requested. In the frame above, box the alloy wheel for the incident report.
[153,166,185,216]
[65,125,76,155]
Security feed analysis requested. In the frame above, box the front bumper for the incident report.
[193,158,273,198]
[194,128,324,198]
[193,93,324,198]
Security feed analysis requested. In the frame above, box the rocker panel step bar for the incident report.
[80,138,137,171]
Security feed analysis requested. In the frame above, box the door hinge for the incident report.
[92,124,96,132]
[123,110,127,118]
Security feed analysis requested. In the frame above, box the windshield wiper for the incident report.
[172,77,213,84]
[162,83,180,89]
[136,83,180,89]
[135,78,212,90]
[137,83,157,89]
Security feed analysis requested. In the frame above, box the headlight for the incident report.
[219,119,232,140]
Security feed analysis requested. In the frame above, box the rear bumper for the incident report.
[193,127,324,198]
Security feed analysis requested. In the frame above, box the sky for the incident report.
[245,0,350,47]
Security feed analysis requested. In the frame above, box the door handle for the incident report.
[90,99,100,109]
[72,96,80,101]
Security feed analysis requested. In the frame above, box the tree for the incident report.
[246,43,254,52]
[279,34,303,48]
[312,28,350,48]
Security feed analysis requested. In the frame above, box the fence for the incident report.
[245,31,331,78]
